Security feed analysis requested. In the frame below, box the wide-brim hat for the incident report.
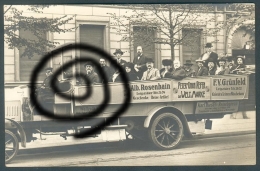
[205,43,213,48]
[236,55,246,59]
[45,67,53,71]
[124,62,134,69]
[113,49,124,55]
[146,58,154,63]
[207,58,217,63]
[162,59,173,66]
[184,60,193,65]
[84,61,94,68]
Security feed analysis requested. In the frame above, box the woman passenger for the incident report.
[230,55,246,74]
[124,62,138,81]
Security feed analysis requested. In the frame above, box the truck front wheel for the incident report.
[149,113,183,150]
[5,130,19,163]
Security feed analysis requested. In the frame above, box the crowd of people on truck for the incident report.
[73,42,247,85]
[38,42,250,118]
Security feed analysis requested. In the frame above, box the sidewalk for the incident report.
[20,110,256,150]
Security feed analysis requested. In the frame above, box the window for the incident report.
[133,26,156,63]
[19,29,48,81]
[182,28,202,65]
[79,24,105,73]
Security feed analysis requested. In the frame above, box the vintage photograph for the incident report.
[4,4,255,166]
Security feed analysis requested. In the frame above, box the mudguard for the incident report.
[5,118,26,148]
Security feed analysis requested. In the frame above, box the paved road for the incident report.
[7,134,255,166]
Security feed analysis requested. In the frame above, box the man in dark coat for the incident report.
[79,62,100,85]
[160,59,173,78]
[113,49,127,67]
[227,56,237,74]
[195,59,208,76]
[207,58,217,75]
[99,58,113,83]
[133,46,147,79]
[37,67,59,113]
[39,67,59,99]
[164,60,186,80]
[201,43,218,67]
[183,60,195,77]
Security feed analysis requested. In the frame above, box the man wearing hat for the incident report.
[195,59,208,76]
[226,56,237,74]
[201,43,218,67]
[141,58,161,81]
[133,46,147,79]
[164,60,186,80]
[37,67,59,111]
[207,58,217,75]
[215,55,230,75]
[113,49,127,67]
[183,60,195,77]
[80,62,100,84]
[160,59,173,78]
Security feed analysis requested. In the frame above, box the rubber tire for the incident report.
[5,130,19,163]
[149,113,183,150]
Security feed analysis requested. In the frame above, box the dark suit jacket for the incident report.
[195,66,208,76]
[208,67,216,75]
[39,74,59,102]
[127,72,138,81]
[133,54,147,73]
[201,52,218,66]
[165,67,186,80]
[160,68,173,78]
[100,65,113,82]
[80,71,100,84]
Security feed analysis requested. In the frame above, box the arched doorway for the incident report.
[227,20,255,65]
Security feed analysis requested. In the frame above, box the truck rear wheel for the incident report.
[149,113,183,150]
[5,130,19,163]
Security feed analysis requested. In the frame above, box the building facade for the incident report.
[4,5,255,82]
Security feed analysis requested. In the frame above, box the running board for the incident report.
[104,125,128,130]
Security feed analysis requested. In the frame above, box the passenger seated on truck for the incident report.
[141,58,161,81]
[124,62,138,81]
[230,55,246,74]
[99,58,113,83]
[194,59,208,76]
[79,62,100,85]
[164,60,186,80]
[37,67,59,103]
[183,60,195,77]
[215,56,230,75]
[207,58,217,76]
[109,60,127,83]
[160,59,173,78]
[226,56,237,74]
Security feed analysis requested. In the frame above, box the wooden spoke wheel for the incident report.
[5,130,19,163]
[149,113,183,150]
